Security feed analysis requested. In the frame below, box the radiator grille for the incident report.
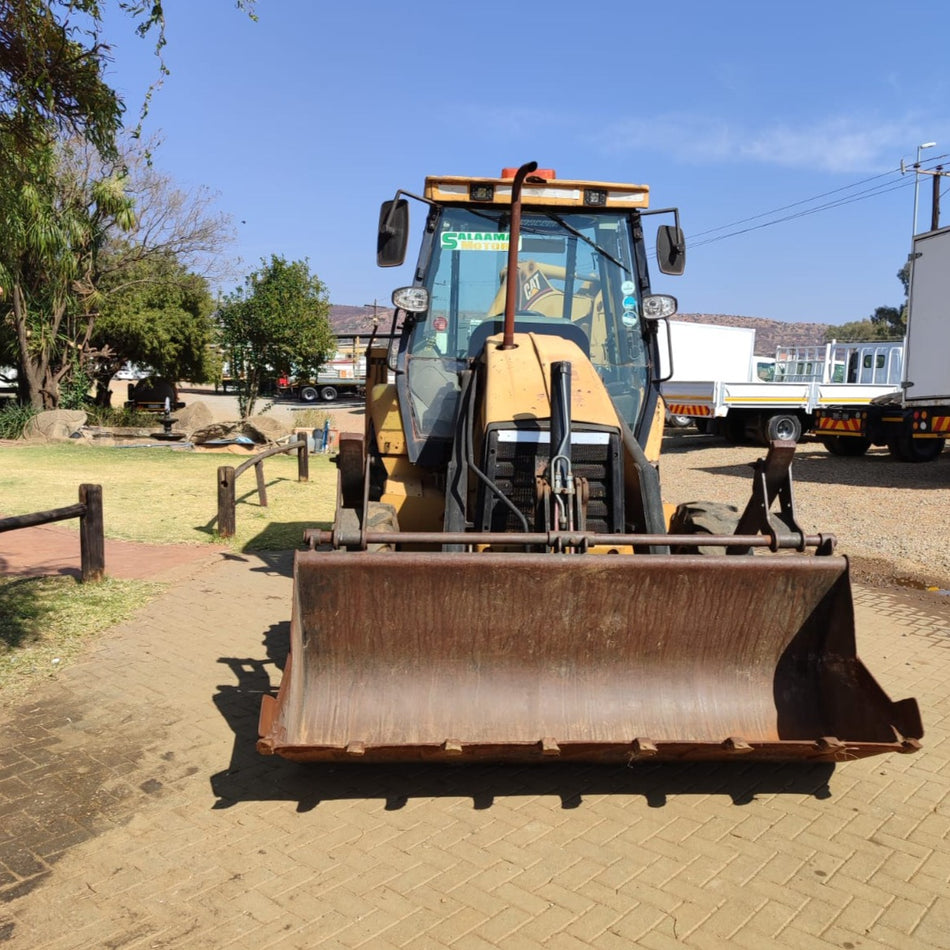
[478,430,622,534]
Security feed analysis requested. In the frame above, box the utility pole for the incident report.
[909,142,936,241]
[933,167,943,231]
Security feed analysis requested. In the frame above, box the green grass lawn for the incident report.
[0,442,338,701]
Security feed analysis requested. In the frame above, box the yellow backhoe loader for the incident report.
[258,163,922,764]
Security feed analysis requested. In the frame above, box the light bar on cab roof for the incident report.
[425,175,650,210]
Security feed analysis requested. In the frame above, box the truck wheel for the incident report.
[821,436,871,457]
[299,386,318,403]
[765,413,802,443]
[320,386,339,402]
[668,501,742,555]
[888,432,945,462]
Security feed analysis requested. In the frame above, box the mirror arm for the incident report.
[640,206,681,231]
[382,189,436,233]
[655,317,674,383]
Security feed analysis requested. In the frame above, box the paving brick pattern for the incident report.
[0,552,948,949]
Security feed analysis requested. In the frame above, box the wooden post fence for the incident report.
[216,433,310,539]
[0,483,105,582]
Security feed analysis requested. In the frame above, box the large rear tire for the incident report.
[888,431,945,462]
[668,501,742,555]
[821,436,872,457]
[320,385,339,402]
[299,386,318,403]
[365,502,399,552]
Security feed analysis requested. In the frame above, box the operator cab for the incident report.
[378,168,683,464]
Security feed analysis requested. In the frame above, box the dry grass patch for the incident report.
[0,442,338,698]
[0,574,164,703]
[0,442,337,548]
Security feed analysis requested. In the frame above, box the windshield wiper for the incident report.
[544,213,629,273]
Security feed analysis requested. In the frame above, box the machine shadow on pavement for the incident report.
[210,618,836,812]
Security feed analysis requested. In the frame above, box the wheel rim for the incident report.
[772,417,799,441]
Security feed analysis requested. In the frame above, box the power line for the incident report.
[644,155,950,263]
[690,177,911,248]
[687,166,905,240]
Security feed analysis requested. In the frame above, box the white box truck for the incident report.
[814,225,950,461]
[661,322,902,445]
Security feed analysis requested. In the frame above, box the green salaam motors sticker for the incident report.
[441,232,521,251]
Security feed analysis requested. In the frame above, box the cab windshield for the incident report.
[404,205,651,439]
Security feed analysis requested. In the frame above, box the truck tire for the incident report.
[299,386,318,403]
[887,432,945,463]
[320,385,339,402]
[668,501,743,555]
[764,413,802,443]
[666,412,691,428]
[821,436,871,457]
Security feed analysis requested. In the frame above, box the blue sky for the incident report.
[102,0,950,323]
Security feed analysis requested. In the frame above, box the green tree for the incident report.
[90,250,217,405]
[0,3,245,407]
[823,319,883,343]
[0,135,135,407]
[217,256,335,420]
[0,133,233,407]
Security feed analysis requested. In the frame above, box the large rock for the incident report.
[171,400,214,437]
[242,415,291,444]
[22,409,87,442]
[190,423,239,445]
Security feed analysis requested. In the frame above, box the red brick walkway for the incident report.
[0,519,226,580]
[1,538,948,948]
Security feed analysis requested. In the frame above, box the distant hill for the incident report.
[328,305,832,355]
[329,304,398,337]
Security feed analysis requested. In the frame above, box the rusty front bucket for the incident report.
[257,551,922,763]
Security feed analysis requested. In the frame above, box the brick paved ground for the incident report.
[0,548,948,949]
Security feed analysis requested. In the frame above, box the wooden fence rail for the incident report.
[216,433,309,538]
[0,484,105,582]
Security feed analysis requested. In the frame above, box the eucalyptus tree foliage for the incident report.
[0,0,123,157]
[0,1,254,160]
[217,256,335,420]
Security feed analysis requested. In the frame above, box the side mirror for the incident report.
[377,199,409,267]
[656,225,686,276]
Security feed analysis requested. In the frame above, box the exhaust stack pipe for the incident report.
[501,161,538,349]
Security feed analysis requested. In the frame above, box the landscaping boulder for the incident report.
[22,409,87,442]
[242,415,291,444]
[172,400,214,437]
[190,423,238,445]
